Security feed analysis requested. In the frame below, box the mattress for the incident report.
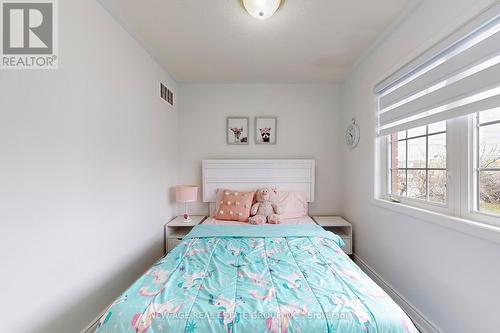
[96,225,418,333]
[202,215,317,226]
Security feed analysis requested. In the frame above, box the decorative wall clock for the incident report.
[345,118,360,149]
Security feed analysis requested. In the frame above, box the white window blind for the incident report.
[375,4,500,136]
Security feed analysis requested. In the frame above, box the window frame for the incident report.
[379,131,452,216]
[461,112,500,226]
[387,123,448,206]
[378,114,500,228]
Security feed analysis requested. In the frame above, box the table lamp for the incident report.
[176,185,198,222]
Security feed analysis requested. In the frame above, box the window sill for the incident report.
[372,198,500,245]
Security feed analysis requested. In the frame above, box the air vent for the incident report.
[160,83,174,106]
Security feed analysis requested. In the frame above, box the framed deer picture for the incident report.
[227,117,249,145]
[255,117,277,144]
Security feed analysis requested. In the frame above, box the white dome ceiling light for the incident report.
[242,0,281,20]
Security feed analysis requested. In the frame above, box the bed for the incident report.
[202,215,317,226]
[95,160,418,333]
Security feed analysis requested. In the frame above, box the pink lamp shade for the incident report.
[176,185,198,203]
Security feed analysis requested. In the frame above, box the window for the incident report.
[375,4,500,228]
[389,121,447,204]
[475,108,500,216]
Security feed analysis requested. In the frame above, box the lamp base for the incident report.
[183,213,192,223]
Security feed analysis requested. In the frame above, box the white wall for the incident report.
[177,84,342,216]
[340,1,500,332]
[0,1,178,332]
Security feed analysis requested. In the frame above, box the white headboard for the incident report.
[202,159,315,202]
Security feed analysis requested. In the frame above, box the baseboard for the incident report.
[80,308,105,333]
[81,321,97,333]
[353,254,441,333]
[80,253,168,333]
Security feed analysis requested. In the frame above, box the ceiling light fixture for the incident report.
[243,0,281,20]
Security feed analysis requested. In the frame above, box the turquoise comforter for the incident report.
[96,225,418,333]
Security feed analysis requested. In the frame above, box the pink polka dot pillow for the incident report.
[214,189,255,222]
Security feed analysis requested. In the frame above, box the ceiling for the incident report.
[98,0,412,83]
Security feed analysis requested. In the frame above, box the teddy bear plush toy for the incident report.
[248,187,282,224]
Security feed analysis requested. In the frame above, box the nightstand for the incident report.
[312,216,353,255]
[164,216,206,254]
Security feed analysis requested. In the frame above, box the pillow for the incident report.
[276,191,308,218]
[214,189,255,222]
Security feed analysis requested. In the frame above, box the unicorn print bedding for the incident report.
[96,225,418,333]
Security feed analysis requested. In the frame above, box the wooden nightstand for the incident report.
[164,216,206,254]
[312,216,353,255]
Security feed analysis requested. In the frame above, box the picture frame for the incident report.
[227,117,249,145]
[255,117,277,144]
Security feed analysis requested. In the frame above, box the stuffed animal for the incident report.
[248,187,282,224]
